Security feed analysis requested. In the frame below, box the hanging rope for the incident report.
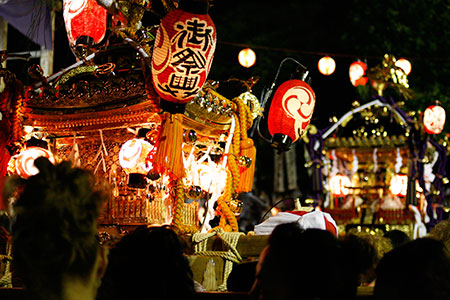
[192,228,244,291]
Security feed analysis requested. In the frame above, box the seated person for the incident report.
[5,157,108,300]
[96,225,195,300]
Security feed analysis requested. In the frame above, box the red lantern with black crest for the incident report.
[151,0,216,112]
[63,0,107,47]
[267,79,316,151]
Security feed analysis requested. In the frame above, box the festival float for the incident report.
[305,54,448,238]
[0,0,274,290]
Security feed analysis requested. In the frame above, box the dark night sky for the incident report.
[5,0,363,130]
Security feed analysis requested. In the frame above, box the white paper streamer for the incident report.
[373,148,378,173]
[395,148,402,173]
[352,149,358,175]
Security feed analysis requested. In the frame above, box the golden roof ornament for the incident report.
[368,54,413,100]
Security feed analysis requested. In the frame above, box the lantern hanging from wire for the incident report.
[329,174,351,197]
[238,48,256,68]
[267,79,315,151]
[255,58,315,152]
[119,138,156,188]
[395,58,412,75]
[423,102,446,135]
[151,0,216,112]
[318,56,336,75]
[349,60,368,86]
[14,146,55,179]
[63,0,107,47]
[389,173,408,197]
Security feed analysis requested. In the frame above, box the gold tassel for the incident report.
[237,138,256,193]
[153,112,185,180]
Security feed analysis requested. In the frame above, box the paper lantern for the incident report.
[238,48,256,68]
[329,174,351,197]
[63,0,107,46]
[119,139,156,188]
[389,174,408,197]
[267,79,316,151]
[318,56,336,75]
[395,58,412,75]
[15,147,55,179]
[423,104,446,135]
[349,61,368,86]
[151,0,216,108]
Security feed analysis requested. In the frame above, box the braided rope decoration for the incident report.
[0,241,12,288]
[192,228,244,291]
[171,179,198,234]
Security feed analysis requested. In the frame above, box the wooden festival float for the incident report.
[305,55,448,238]
[1,0,270,290]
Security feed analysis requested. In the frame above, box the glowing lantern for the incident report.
[318,56,336,75]
[267,79,316,151]
[151,0,216,109]
[395,58,412,75]
[389,174,408,197]
[349,60,368,86]
[63,0,107,47]
[119,139,156,188]
[329,174,351,197]
[238,48,256,68]
[423,104,446,135]
[14,147,55,179]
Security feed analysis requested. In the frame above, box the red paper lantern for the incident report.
[395,58,412,75]
[63,0,107,46]
[151,0,216,107]
[329,174,351,197]
[349,61,368,86]
[424,104,446,134]
[14,147,55,179]
[119,139,156,188]
[267,79,316,151]
[318,56,336,75]
[238,48,256,68]
[389,174,408,197]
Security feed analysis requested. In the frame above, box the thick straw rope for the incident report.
[0,241,12,288]
[192,228,244,291]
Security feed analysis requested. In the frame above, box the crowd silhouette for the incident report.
[1,158,450,300]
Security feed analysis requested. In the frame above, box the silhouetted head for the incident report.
[384,229,410,248]
[7,157,108,300]
[251,223,354,300]
[375,238,450,300]
[96,225,194,300]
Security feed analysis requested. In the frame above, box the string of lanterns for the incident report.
[237,48,412,88]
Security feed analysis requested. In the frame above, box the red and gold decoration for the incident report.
[349,60,368,86]
[318,56,336,76]
[267,79,316,151]
[63,0,107,47]
[151,0,216,183]
[423,103,446,135]
[238,48,256,68]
